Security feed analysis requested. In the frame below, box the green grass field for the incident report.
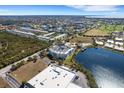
[99,24,124,33]
[0,31,50,69]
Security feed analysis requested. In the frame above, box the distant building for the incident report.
[25,65,80,88]
[7,25,16,30]
[6,29,35,38]
[95,32,124,51]
[6,27,67,42]
[111,31,124,39]
[0,24,7,31]
[37,32,67,41]
[0,25,16,31]
[49,44,75,60]
[105,39,114,48]
[95,39,104,45]
[51,34,67,41]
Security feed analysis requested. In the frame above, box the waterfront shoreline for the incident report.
[64,48,98,88]
[75,47,124,88]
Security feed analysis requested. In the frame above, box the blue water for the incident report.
[75,48,124,88]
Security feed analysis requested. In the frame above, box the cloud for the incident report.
[67,5,118,12]
[111,11,119,14]
[0,9,8,12]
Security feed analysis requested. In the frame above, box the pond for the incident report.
[75,48,124,88]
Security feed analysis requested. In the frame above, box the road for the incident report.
[0,49,46,87]
[73,71,89,88]
[0,50,43,76]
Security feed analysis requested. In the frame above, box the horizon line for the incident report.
[0,15,124,18]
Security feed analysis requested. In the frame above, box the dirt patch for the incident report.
[70,36,93,43]
[0,77,11,88]
[10,59,47,84]
[84,29,108,36]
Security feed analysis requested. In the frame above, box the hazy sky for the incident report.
[0,5,124,16]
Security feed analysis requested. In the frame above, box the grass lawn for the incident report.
[84,28,109,36]
[0,77,11,88]
[10,59,47,84]
[99,24,124,33]
[0,31,50,69]
[63,49,81,68]
[63,52,74,67]
[84,25,124,36]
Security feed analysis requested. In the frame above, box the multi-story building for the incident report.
[49,44,75,60]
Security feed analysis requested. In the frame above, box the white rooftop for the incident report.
[105,42,114,48]
[114,45,124,51]
[49,45,74,55]
[95,40,104,45]
[107,39,114,43]
[115,42,124,46]
[115,37,124,41]
[28,65,78,88]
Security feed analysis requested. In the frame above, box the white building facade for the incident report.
[49,44,75,60]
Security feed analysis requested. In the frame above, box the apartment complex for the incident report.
[95,31,124,51]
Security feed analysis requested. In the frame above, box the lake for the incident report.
[75,48,124,88]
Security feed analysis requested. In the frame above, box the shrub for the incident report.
[10,61,25,71]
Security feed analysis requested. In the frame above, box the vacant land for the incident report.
[84,29,109,36]
[0,77,11,88]
[0,31,50,69]
[10,59,47,84]
[70,36,93,43]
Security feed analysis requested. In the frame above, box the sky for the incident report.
[0,5,124,17]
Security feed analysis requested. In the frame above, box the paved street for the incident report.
[73,71,89,88]
[0,49,46,87]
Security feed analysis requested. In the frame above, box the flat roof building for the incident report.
[26,65,81,88]
[6,29,35,38]
[49,44,75,60]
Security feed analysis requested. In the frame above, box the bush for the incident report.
[10,61,25,71]
[73,57,98,88]
[20,80,27,88]
[27,57,33,61]
[0,31,50,69]
[82,68,98,88]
